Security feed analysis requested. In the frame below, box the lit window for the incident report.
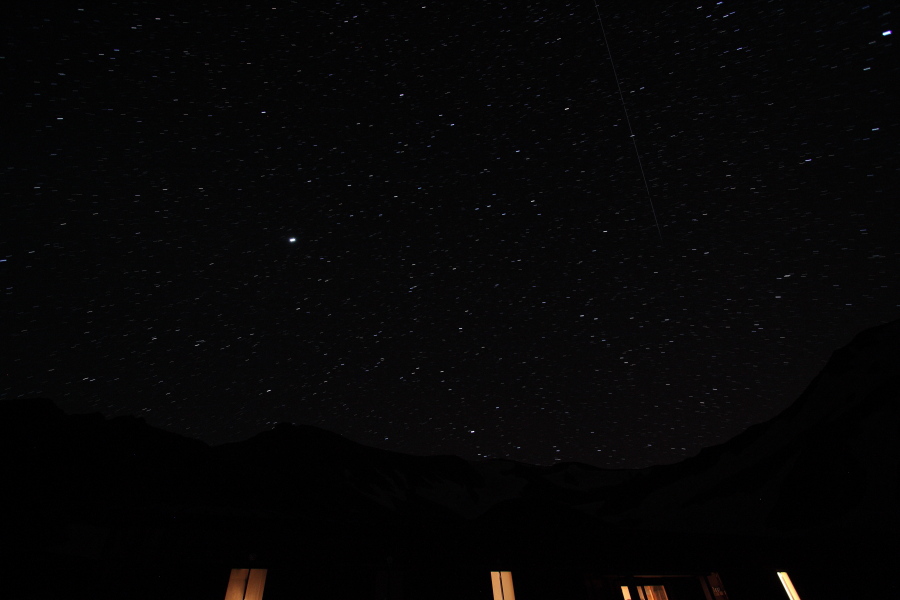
[223,568,267,600]
[777,572,802,600]
[491,571,516,600]
[623,584,669,600]
[642,585,669,600]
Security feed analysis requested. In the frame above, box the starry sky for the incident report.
[4,1,897,468]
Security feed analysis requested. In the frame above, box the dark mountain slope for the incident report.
[603,319,900,537]
[2,318,897,573]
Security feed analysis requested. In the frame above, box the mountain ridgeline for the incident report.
[3,319,898,590]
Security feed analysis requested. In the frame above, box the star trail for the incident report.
[3,0,897,467]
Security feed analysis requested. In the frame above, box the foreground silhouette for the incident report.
[3,319,898,599]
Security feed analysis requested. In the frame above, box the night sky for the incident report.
[4,1,897,468]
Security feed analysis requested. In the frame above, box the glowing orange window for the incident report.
[491,571,516,600]
[777,572,802,600]
[223,568,267,600]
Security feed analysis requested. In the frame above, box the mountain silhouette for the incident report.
[2,318,897,599]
